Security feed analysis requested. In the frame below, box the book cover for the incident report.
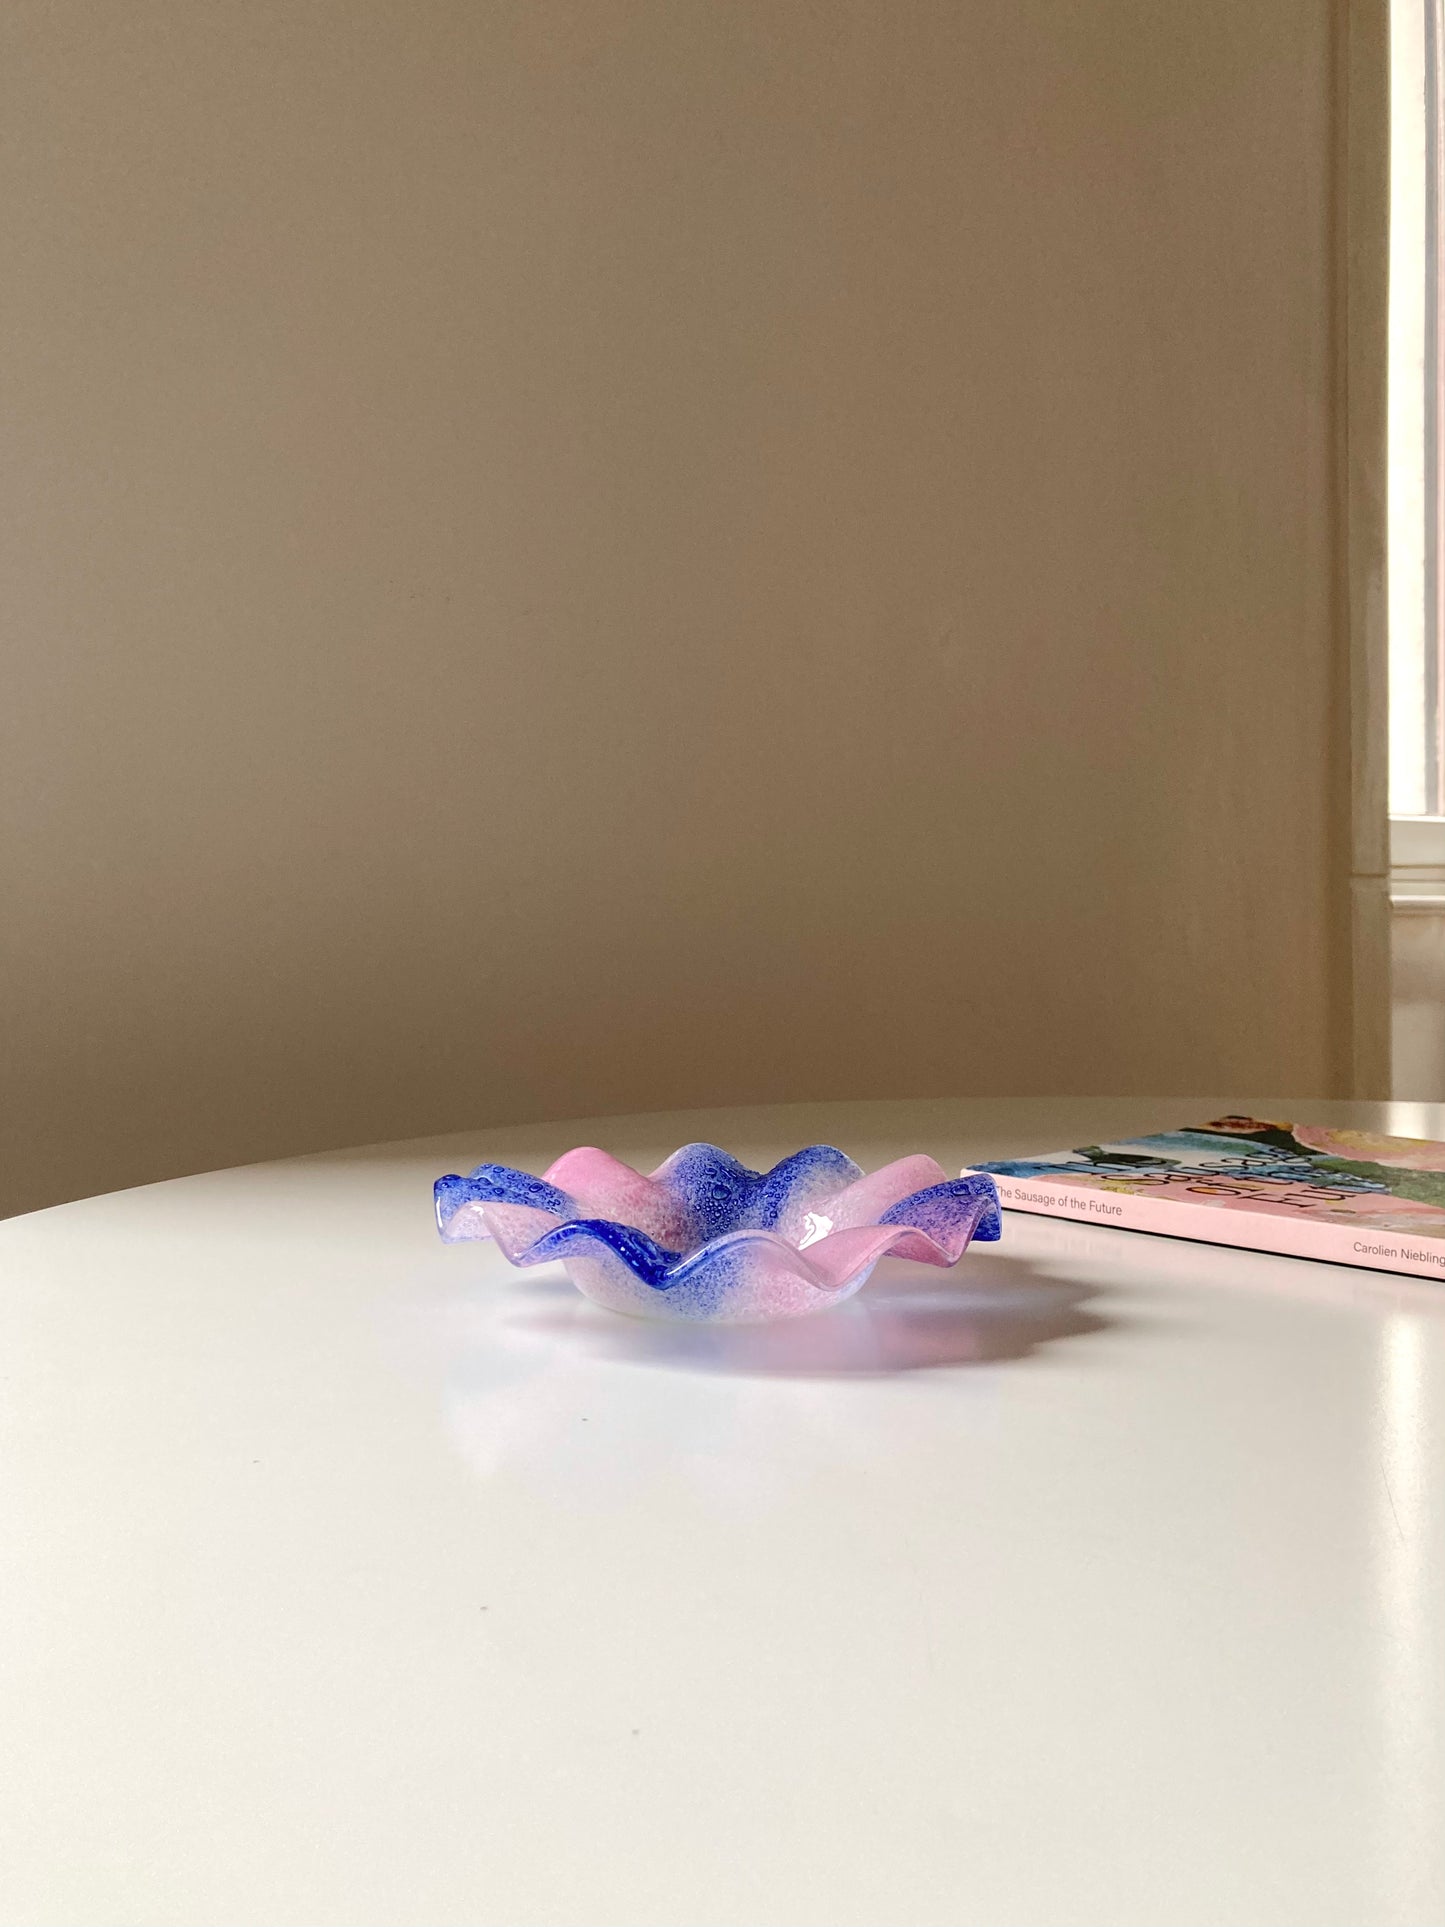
[964,1116,1445,1282]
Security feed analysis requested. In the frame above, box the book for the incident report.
[963,1116,1445,1282]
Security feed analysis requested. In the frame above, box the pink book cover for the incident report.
[963,1116,1445,1282]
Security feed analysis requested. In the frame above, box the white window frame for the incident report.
[1390,0,1445,912]
[1390,0,1432,817]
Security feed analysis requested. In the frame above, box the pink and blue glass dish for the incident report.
[435,1143,1001,1324]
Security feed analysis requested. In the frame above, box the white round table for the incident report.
[4,1096,1445,1927]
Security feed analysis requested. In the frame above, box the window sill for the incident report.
[1391,815,1445,907]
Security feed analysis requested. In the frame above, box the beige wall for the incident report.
[2,1,1349,1217]
[1394,912,1445,1098]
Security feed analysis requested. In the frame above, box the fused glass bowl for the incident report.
[435,1143,1001,1324]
